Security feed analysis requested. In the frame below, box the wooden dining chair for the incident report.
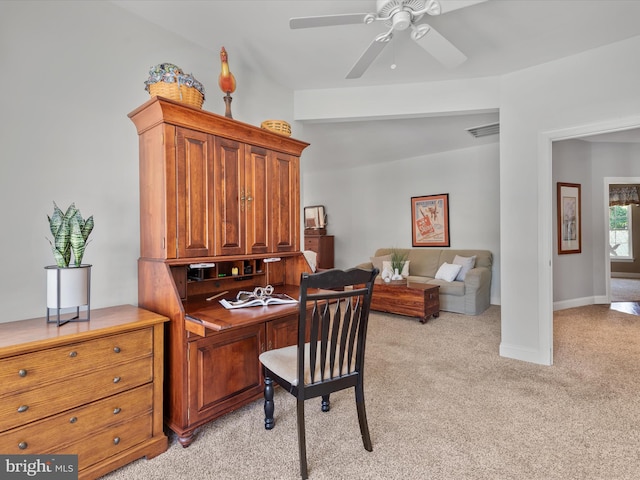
[259,267,378,479]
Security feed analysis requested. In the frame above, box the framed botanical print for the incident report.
[411,194,450,247]
[557,182,581,254]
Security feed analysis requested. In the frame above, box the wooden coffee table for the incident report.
[370,279,440,323]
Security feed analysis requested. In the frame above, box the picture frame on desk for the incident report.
[304,205,326,230]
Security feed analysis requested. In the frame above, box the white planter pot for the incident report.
[46,264,91,308]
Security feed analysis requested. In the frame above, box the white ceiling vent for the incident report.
[466,122,500,138]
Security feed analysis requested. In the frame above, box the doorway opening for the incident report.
[542,116,640,366]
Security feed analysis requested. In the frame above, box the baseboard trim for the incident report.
[500,342,551,366]
[554,295,611,311]
[553,296,596,311]
[611,272,640,279]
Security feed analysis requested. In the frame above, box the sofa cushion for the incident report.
[407,249,441,277]
[370,254,391,272]
[426,278,466,296]
[453,255,476,281]
[435,262,462,282]
[440,249,492,270]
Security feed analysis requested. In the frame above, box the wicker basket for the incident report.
[261,120,292,137]
[149,82,204,109]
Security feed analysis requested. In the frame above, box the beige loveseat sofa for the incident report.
[357,248,492,315]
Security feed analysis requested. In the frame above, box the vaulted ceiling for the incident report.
[112,1,640,169]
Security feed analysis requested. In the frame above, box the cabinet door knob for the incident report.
[113,376,121,384]
[18,369,27,377]
[69,416,77,424]
[18,442,28,450]
[69,351,78,358]
[17,405,29,413]
[113,437,121,445]
[113,407,121,415]
[113,346,121,353]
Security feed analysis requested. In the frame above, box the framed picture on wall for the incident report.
[411,194,450,247]
[557,182,581,254]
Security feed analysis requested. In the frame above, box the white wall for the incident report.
[500,36,640,364]
[0,1,294,322]
[302,142,501,305]
[552,141,640,308]
[552,140,594,304]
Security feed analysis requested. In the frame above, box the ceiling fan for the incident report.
[290,0,485,79]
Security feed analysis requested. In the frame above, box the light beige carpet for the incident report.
[610,277,640,302]
[101,305,640,479]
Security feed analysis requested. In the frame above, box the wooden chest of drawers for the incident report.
[0,305,168,480]
[304,235,335,270]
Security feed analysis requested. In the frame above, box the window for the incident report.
[609,205,633,259]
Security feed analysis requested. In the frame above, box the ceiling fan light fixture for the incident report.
[411,23,431,41]
[291,0,475,79]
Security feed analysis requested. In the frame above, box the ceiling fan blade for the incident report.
[439,0,488,14]
[290,13,368,29]
[346,38,389,79]
[412,24,467,69]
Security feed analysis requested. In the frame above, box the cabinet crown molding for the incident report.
[129,96,309,157]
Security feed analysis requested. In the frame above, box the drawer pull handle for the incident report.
[113,407,121,415]
[69,417,77,424]
[69,351,78,358]
[18,442,28,450]
[113,376,121,384]
[18,369,27,377]
[113,437,120,445]
[113,346,121,353]
[17,405,29,413]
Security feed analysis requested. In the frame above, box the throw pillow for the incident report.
[401,260,410,277]
[382,260,410,277]
[370,255,391,272]
[435,262,462,283]
[453,255,476,281]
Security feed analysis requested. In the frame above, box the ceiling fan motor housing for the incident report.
[377,0,432,28]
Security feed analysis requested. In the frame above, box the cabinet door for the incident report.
[269,151,300,252]
[245,146,269,254]
[266,313,311,351]
[214,137,245,255]
[187,324,264,425]
[176,127,214,258]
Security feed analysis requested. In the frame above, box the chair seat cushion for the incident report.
[259,342,355,386]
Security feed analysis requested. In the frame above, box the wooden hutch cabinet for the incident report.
[129,97,310,447]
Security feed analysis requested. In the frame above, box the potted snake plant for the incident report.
[46,202,94,325]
